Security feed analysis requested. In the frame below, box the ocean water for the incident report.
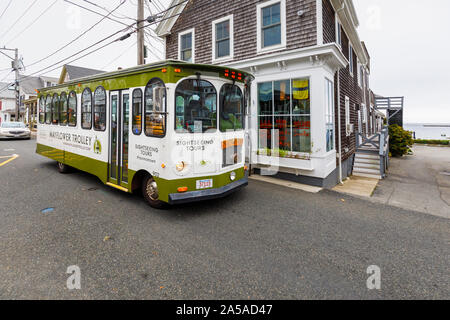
[404,123,450,140]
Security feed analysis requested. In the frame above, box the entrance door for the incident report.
[109,90,130,188]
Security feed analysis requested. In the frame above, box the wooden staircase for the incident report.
[353,127,389,179]
[353,152,382,179]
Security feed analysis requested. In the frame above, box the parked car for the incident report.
[0,122,31,140]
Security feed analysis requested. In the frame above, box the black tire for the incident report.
[142,175,166,209]
[57,161,70,174]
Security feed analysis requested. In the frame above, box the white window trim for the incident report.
[345,96,350,136]
[256,0,286,54]
[357,59,362,88]
[335,16,342,48]
[348,43,354,77]
[178,28,195,63]
[362,103,367,123]
[211,15,234,63]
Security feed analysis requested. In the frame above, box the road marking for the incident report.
[0,154,19,167]
[3,149,15,152]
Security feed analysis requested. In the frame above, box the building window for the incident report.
[336,20,342,47]
[145,78,166,137]
[59,92,68,126]
[360,65,365,88]
[325,78,335,152]
[175,79,216,133]
[179,28,194,62]
[93,86,106,131]
[45,95,52,124]
[257,78,311,154]
[81,88,92,129]
[345,96,350,136]
[219,83,243,132]
[362,104,367,123]
[257,0,286,53]
[349,44,354,76]
[132,89,142,135]
[212,15,233,61]
[39,96,45,124]
[68,91,77,127]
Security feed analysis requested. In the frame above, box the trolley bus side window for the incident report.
[45,95,52,124]
[144,78,166,137]
[52,93,59,125]
[81,88,93,129]
[68,91,77,127]
[39,96,45,124]
[132,88,142,135]
[60,92,68,126]
[219,84,244,132]
[175,79,217,133]
[94,86,106,131]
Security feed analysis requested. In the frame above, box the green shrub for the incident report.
[414,139,449,146]
[389,124,414,157]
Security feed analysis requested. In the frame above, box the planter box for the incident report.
[256,154,314,171]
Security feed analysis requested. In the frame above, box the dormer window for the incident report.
[257,0,286,53]
[179,28,195,62]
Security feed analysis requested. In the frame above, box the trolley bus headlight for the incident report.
[230,171,236,181]
[175,161,185,172]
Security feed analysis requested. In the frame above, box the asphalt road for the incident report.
[0,139,449,299]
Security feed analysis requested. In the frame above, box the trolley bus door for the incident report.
[109,90,130,188]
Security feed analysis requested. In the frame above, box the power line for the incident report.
[0,0,39,41]
[4,0,59,45]
[64,0,135,30]
[101,40,137,69]
[0,0,13,22]
[25,0,127,70]
[1,0,193,93]
[81,0,136,22]
[0,70,13,83]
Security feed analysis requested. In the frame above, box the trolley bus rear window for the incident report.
[175,79,217,133]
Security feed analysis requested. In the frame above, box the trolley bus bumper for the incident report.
[168,177,248,205]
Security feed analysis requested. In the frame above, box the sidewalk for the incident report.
[371,145,450,219]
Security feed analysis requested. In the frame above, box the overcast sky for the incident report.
[0,0,448,124]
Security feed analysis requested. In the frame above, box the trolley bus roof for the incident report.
[38,60,254,93]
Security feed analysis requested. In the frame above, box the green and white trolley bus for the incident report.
[36,61,253,208]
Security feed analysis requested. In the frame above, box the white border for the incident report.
[256,0,286,54]
[178,28,195,63]
[212,15,234,63]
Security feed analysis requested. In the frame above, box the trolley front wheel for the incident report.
[142,175,166,209]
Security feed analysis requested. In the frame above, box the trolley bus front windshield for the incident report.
[175,79,245,134]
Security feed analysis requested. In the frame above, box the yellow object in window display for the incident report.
[293,80,309,100]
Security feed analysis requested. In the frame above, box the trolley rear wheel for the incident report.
[57,161,71,174]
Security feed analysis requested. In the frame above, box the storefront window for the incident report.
[258,78,311,154]
[325,78,335,152]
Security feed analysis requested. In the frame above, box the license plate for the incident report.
[196,179,213,189]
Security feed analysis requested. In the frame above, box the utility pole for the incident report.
[14,48,20,121]
[137,0,145,65]
[0,47,21,121]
